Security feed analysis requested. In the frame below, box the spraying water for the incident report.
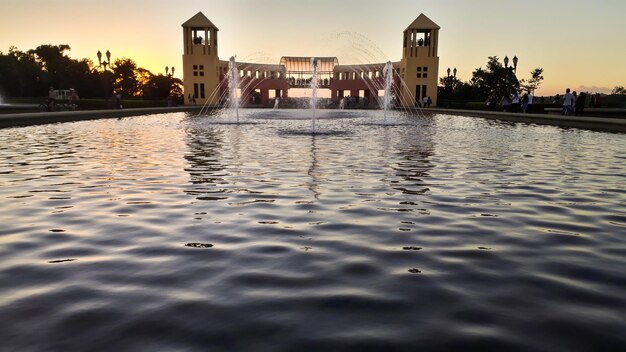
[273,97,280,109]
[310,57,320,133]
[383,61,394,121]
[228,57,240,123]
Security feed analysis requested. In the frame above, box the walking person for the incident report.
[562,88,575,115]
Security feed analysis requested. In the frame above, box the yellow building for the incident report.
[182,12,221,105]
[181,12,440,107]
[398,14,440,107]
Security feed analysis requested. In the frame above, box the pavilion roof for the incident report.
[279,57,339,72]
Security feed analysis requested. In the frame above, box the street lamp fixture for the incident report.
[165,66,176,78]
[453,68,457,77]
[504,56,509,68]
[96,50,112,71]
[447,67,451,77]
[512,56,518,72]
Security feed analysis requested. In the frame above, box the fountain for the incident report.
[273,97,280,109]
[228,56,240,123]
[382,61,394,121]
[310,57,320,133]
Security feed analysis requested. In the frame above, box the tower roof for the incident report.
[405,13,440,31]
[182,12,219,29]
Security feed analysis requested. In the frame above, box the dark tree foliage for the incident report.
[0,44,182,100]
[142,75,183,99]
[470,56,520,100]
[438,75,480,101]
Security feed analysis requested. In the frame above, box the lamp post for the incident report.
[453,68,457,77]
[503,55,518,72]
[96,50,112,71]
[447,67,451,77]
[96,50,113,104]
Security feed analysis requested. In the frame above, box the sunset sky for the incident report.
[1,0,625,96]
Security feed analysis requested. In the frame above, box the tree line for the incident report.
[0,44,182,99]
[438,56,544,103]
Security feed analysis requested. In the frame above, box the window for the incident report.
[417,66,428,78]
[193,65,204,77]
[200,83,205,99]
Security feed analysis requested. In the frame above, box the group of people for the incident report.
[496,91,535,113]
[44,86,80,111]
[560,88,596,116]
[421,96,433,108]
[489,89,602,117]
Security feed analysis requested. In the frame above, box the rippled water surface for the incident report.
[1,110,625,351]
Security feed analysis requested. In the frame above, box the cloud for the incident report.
[573,85,613,94]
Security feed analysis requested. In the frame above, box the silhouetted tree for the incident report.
[0,46,45,97]
[611,86,626,95]
[470,56,520,100]
[520,68,544,94]
[0,43,182,100]
[438,75,478,101]
[112,58,141,97]
[142,74,183,99]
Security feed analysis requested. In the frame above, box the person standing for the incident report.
[594,93,602,108]
[68,88,79,110]
[511,92,521,112]
[47,86,56,110]
[525,91,534,113]
[575,91,587,116]
[562,88,575,115]
[501,95,511,112]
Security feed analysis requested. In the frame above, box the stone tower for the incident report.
[182,12,220,105]
[399,14,440,107]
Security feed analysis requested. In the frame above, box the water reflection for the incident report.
[2,112,624,351]
[306,134,321,200]
[392,130,434,197]
[183,127,228,201]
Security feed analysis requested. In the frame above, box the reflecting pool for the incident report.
[1,110,625,351]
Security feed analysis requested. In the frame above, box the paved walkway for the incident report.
[425,108,626,133]
[0,106,203,129]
